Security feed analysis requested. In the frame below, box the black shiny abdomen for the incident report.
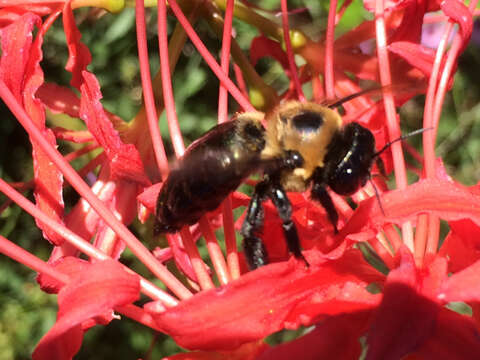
[154,120,265,234]
[323,122,375,195]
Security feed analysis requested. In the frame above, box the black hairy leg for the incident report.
[310,167,339,233]
[268,182,309,267]
[241,151,306,270]
[241,180,269,270]
[310,183,339,234]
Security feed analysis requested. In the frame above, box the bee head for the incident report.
[324,122,376,195]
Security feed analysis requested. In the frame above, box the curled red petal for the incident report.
[25,13,66,246]
[79,71,149,185]
[152,253,380,351]
[0,13,65,245]
[63,1,91,89]
[441,0,473,54]
[37,256,88,294]
[33,259,140,360]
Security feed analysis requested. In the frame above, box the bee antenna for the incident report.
[369,177,386,216]
[327,87,379,109]
[373,127,433,158]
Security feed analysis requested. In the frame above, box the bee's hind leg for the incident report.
[241,180,270,270]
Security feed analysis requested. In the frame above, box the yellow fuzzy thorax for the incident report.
[261,101,342,191]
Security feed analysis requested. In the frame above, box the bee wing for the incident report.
[184,121,237,156]
[324,82,427,109]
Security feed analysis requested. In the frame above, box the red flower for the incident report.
[34,259,140,360]
[0,0,479,359]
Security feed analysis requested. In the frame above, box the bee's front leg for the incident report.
[268,182,309,267]
[310,168,339,233]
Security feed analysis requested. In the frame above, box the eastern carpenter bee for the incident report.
[155,96,381,270]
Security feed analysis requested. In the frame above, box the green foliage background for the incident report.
[0,1,479,359]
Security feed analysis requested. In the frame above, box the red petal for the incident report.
[26,14,66,245]
[363,0,409,12]
[367,247,439,360]
[152,253,379,351]
[438,259,480,303]
[441,0,473,54]
[287,281,380,328]
[137,182,163,212]
[36,82,81,118]
[470,302,480,329]
[79,71,149,185]
[411,307,480,360]
[341,179,480,238]
[0,6,57,28]
[91,180,137,259]
[258,312,370,360]
[62,2,91,89]
[163,342,267,360]
[250,36,289,70]
[61,169,115,257]
[389,42,436,78]
[32,128,65,245]
[0,12,38,100]
[420,255,448,299]
[0,13,65,245]
[439,219,480,272]
[167,233,200,282]
[33,260,140,360]
[334,19,376,49]
[52,127,94,143]
[37,256,89,294]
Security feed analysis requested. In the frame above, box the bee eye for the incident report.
[292,111,324,133]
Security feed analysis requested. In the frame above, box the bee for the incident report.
[154,96,379,270]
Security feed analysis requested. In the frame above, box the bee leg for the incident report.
[241,181,269,270]
[268,183,309,267]
[311,183,339,234]
[262,150,304,174]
